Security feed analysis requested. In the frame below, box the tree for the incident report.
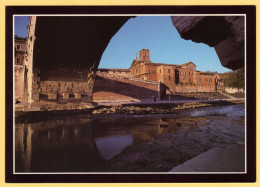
[221,68,245,89]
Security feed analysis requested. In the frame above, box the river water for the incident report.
[15,104,245,172]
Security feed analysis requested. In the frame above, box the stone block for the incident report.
[48,93,57,100]
[59,81,65,86]
[74,93,81,99]
[32,92,39,101]
[63,93,69,99]
[73,83,79,89]
[59,86,66,92]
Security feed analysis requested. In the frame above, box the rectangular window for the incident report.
[154,70,156,74]
[16,57,21,64]
[169,76,171,80]
[168,69,170,73]
[16,45,20,50]
[160,69,161,73]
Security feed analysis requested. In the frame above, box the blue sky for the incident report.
[14,16,230,73]
[14,16,29,38]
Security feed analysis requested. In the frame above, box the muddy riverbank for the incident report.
[15,99,244,121]
[99,104,245,172]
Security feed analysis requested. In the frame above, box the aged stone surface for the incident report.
[22,16,241,107]
[171,16,244,70]
[63,93,69,99]
[23,16,132,105]
[48,93,57,100]
[24,16,37,104]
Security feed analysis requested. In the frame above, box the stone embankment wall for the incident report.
[175,84,216,93]
[93,73,159,101]
[225,87,244,93]
[32,69,95,102]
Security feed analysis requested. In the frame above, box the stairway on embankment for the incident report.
[219,92,237,99]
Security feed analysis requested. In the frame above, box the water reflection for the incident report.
[15,124,33,172]
[15,114,185,172]
[15,104,245,172]
[96,135,133,160]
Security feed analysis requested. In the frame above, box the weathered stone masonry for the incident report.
[36,69,95,101]
[23,16,131,105]
[20,16,243,106]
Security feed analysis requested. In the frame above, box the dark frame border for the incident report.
[6,5,256,183]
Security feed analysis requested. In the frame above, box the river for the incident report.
[15,104,245,172]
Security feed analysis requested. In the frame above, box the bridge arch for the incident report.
[24,15,244,105]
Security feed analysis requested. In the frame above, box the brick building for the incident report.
[130,49,224,93]
[15,35,27,65]
[14,36,27,102]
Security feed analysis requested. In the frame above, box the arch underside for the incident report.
[25,16,244,105]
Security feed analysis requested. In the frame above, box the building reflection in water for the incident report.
[15,124,33,172]
[15,115,183,172]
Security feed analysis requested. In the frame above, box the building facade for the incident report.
[130,49,224,93]
[14,36,27,102]
[15,36,27,65]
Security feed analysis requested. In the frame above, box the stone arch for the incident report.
[24,15,244,105]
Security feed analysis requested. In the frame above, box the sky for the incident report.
[14,16,29,38]
[14,16,230,73]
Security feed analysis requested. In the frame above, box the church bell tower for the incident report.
[139,49,150,63]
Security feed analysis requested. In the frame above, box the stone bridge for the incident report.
[23,16,244,106]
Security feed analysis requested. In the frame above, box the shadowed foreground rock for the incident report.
[171,16,244,70]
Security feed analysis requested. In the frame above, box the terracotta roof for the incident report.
[181,62,196,66]
[15,35,27,42]
[146,62,180,67]
[98,68,130,72]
